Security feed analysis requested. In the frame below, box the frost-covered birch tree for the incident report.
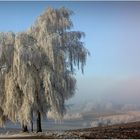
[0,7,89,132]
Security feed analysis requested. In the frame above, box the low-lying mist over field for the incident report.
[47,100,140,130]
[1,100,140,133]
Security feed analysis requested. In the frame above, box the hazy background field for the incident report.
[1,101,140,134]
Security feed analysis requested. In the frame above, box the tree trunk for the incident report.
[31,109,33,132]
[22,124,28,132]
[31,120,33,132]
[37,111,42,132]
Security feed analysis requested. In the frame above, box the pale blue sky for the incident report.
[0,1,140,105]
